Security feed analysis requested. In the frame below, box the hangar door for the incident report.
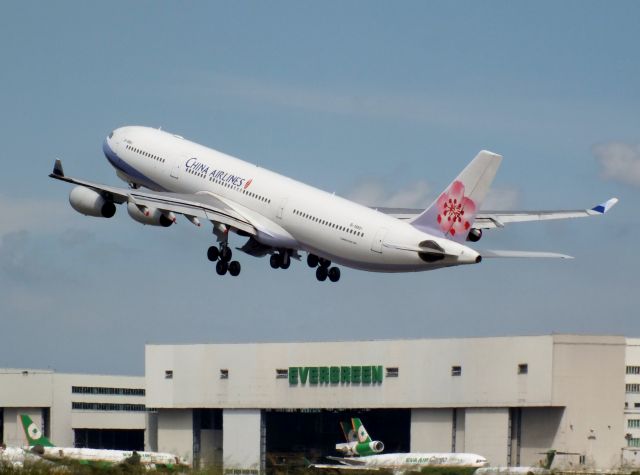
[74,429,144,451]
[264,409,410,467]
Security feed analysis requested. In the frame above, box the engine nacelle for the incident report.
[336,440,385,456]
[466,228,483,242]
[360,441,384,454]
[127,202,175,227]
[69,186,116,218]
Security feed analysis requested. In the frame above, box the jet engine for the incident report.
[466,228,483,242]
[127,202,175,227]
[69,186,116,218]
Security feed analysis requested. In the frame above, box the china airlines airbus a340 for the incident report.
[50,126,618,282]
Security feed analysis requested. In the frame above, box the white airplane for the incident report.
[312,418,488,473]
[20,414,189,469]
[50,125,618,282]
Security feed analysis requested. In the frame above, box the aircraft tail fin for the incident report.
[351,418,372,444]
[20,414,54,447]
[340,421,357,442]
[410,150,503,242]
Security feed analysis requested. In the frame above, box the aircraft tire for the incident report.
[319,258,331,268]
[228,261,241,276]
[307,254,319,268]
[328,267,341,282]
[280,253,291,269]
[207,246,220,261]
[316,266,328,282]
[220,246,232,262]
[270,254,281,269]
[216,260,228,275]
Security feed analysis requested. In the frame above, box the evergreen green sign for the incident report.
[288,365,383,385]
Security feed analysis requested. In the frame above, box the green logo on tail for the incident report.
[20,414,54,447]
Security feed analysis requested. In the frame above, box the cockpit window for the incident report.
[108,131,114,139]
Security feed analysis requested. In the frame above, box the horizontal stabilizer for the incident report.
[480,250,573,259]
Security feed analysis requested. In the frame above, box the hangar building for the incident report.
[145,334,626,471]
[0,369,147,450]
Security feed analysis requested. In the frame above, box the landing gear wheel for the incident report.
[319,258,331,268]
[307,254,319,268]
[207,246,220,262]
[220,246,232,262]
[328,267,341,282]
[228,261,241,277]
[316,266,328,282]
[216,260,228,275]
[270,254,281,269]
[280,253,291,269]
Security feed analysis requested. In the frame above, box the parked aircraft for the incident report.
[475,449,579,475]
[20,414,188,469]
[312,418,488,473]
[335,418,384,456]
[50,126,618,281]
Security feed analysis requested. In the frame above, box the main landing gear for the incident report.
[307,253,340,282]
[270,250,291,269]
[207,244,241,277]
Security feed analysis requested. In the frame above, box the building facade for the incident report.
[145,335,627,471]
[0,369,147,450]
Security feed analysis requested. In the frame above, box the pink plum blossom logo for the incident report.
[435,180,476,236]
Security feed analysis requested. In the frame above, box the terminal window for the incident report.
[518,364,528,374]
[629,419,640,428]
[629,438,640,448]
[72,402,146,412]
[72,386,145,396]
[220,369,229,379]
[627,366,640,374]
[626,384,640,393]
[385,367,399,377]
[451,366,462,376]
[275,369,288,379]
[165,370,173,379]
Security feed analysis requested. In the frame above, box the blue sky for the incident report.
[1,2,638,375]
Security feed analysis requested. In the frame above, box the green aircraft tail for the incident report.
[20,414,54,447]
[351,418,372,443]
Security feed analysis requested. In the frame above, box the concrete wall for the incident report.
[465,408,510,466]
[410,408,453,452]
[145,336,555,410]
[223,409,262,472]
[157,409,193,464]
[519,407,563,467]
[551,335,625,469]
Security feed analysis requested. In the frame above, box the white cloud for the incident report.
[347,179,431,208]
[482,187,521,210]
[593,142,640,187]
[346,179,519,210]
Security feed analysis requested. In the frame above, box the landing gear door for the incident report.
[371,228,387,253]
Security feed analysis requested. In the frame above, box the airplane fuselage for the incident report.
[103,126,480,273]
[340,452,488,469]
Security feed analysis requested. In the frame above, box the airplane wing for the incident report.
[375,198,619,229]
[49,159,257,236]
[310,464,381,471]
